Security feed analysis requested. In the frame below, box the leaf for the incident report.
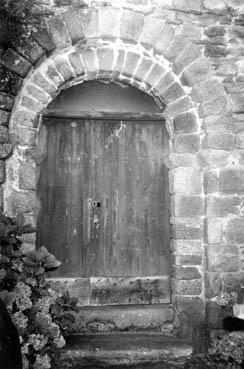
[0,269,6,280]
[0,254,9,263]
[63,312,76,323]
[12,250,23,258]
[38,246,61,270]
[0,223,7,237]
[35,266,45,275]
[21,224,36,234]
[69,297,78,306]
[0,290,16,306]
[22,256,37,267]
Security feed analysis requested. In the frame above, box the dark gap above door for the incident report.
[46,80,165,115]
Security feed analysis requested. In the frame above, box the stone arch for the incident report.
[0,3,235,347]
[2,4,230,265]
[3,17,219,250]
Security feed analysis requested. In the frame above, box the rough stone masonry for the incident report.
[1,0,244,347]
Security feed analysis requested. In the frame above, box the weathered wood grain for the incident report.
[43,109,165,121]
[37,117,170,281]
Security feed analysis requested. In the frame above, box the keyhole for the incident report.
[93,201,101,208]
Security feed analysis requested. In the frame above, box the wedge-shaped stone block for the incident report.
[68,52,85,76]
[31,72,56,95]
[97,48,115,74]
[120,10,144,44]
[181,57,214,87]
[140,16,165,47]
[160,82,185,104]
[11,110,39,130]
[167,96,193,118]
[1,49,32,78]
[80,8,99,39]
[63,10,84,43]
[173,44,203,75]
[98,7,121,39]
[81,49,98,79]
[46,15,71,48]
[154,24,175,55]
[134,57,153,82]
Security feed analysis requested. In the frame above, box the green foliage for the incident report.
[184,333,244,369]
[0,212,78,369]
[0,0,39,49]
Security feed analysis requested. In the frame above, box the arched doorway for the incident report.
[37,81,171,305]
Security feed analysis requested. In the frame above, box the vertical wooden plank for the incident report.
[70,120,83,277]
[82,119,92,277]
[37,116,171,280]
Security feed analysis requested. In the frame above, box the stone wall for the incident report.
[1,0,244,346]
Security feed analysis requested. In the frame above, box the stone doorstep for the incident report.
[74,304,174,334]
[59,333,193,369]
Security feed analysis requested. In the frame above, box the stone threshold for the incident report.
[73,303,174,334]
[58,333,192,369]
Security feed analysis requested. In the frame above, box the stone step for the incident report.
[71,304,174,334]
[58,333,192,369]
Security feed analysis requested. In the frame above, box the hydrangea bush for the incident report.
[0,213,78,369]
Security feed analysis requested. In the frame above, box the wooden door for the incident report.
[37,117,170,280]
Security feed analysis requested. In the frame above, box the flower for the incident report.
[15,281,32,311]
[12,311,28,331]
[22,354,29,369]
[53,334,66,348]
[11,259,24,272]
[33,354,51,369]
[25,277,37,287]
[35,295,56,314]
[28,334,48,351]
[21,343,29,355]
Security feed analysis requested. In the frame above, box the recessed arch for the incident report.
[37,79,171,279]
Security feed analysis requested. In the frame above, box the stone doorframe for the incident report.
[2,6,231,345]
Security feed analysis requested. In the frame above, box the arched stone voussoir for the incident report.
[98,7,122,40]
[96,47,116,75]
[9,40,196,145]
[120,9,144,45]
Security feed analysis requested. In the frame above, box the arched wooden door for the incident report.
[37,82,171,305]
